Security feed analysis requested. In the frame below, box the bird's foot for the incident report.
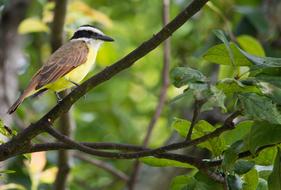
[55,92,63,103]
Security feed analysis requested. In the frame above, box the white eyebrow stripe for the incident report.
[76,27,104,35]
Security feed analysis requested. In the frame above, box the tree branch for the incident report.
[0,0,209,162]
[186,99,206,141]
[44,124,205,168]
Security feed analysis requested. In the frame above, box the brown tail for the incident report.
[7,95,25,114]
[7,83,38,114]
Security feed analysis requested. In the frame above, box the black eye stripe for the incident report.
[71,30,100,40]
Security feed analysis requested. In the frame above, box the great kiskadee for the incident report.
[8,25,114,114]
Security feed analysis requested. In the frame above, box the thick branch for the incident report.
[0,0,209,161]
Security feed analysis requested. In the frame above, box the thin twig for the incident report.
[44,124,204,167]
[74,153,129,181]
[127,0,171,188]
[186,99,206,141]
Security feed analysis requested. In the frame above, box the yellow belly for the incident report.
[46,45,97,92]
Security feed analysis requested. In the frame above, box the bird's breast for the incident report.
[48,44,97,92]
[65,45,97,83]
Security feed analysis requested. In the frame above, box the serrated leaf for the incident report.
[233,160,255,175]
[171,67,207,88]
[244,122,281,154]
[203,43,252,66]
[268,147,281,190]
[18,18,49,34]
[243,169,258,190]
[238,93,281,124]
[140,157,194,169]
[238,47,281,68]
[237,35,265,57]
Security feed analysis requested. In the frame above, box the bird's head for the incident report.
[71,25,114,44]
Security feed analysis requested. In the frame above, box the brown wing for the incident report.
[35,40,89,89]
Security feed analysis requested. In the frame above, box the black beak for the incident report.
[98,34,114,42]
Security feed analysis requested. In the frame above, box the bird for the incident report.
[8,25,114,114]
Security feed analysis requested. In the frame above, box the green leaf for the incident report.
[172,118,191,137]
[202,86,226,112]
[223,148,239,171]
[222,121,253,145]
[255,147,277,166]
[23,153,32,162]
[140,157,194,169]
[171,67,207,88]
[172,119,225,156]
[237,35,265,57]
[255,75,281,88]
[171,172,224,190]
[171,175,196,190]
[0,170,16,174]
[194,171,224,190]
[213,30,235,66]
[238,93,281,124]
[216,78,260,95]
[203,43,252,66]
[223,141,244,171]
[233,160,255,175]
[243,169,258,190]
[256,178,268,190]
[268,147,281,190]
[244,122,281,154]
[238,47,281,68]
[192,120,226,156]
[0,120,16,138]
[226,175,243,190]
[171,171,198,190]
